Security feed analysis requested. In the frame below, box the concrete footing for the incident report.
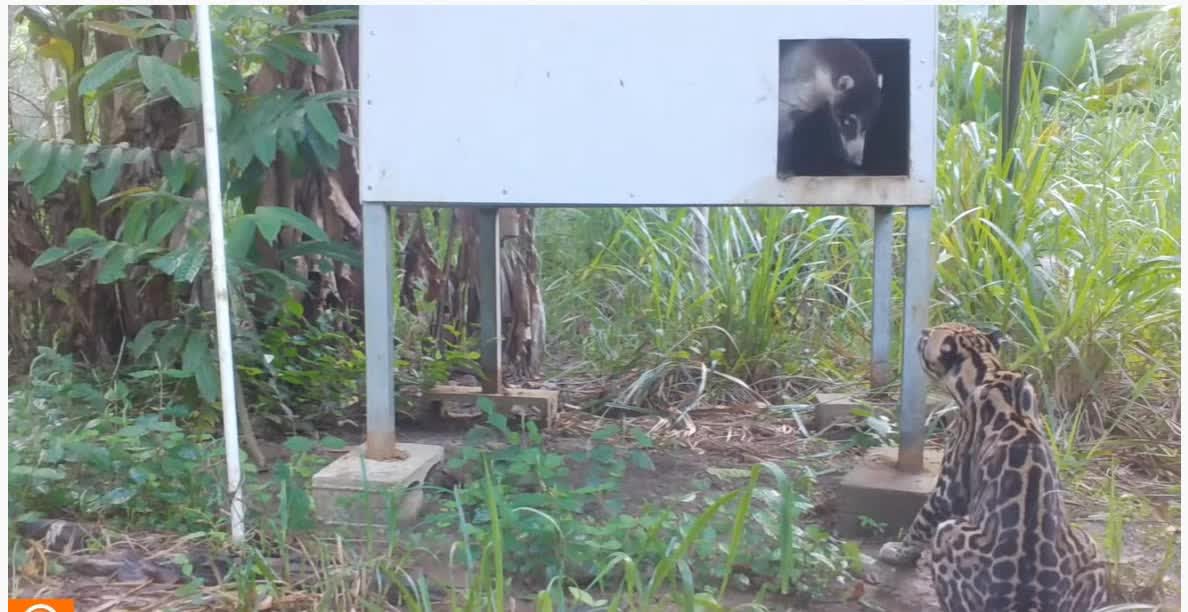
[814,392,869,428]
[815,392,954,430]
[424,385,559,429]
[835,445,943,539]
[311,443,444,530]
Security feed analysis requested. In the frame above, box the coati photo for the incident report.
[776,38,910,178]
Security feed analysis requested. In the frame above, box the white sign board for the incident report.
[359,5,937,207]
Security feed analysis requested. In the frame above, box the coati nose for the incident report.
[844,138,866,166]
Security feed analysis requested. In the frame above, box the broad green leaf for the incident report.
[84,239,115,261]
[253,211,283,244]
[9,139,34,169]
[121,201,150,243]
[146,201,189,244]
[304,126,340,170]
[226,216,258,260]
[303,100,339,146]
[65,228,106,250]
[60,141,88,174]
[28,145,69,200]
[32,247,72,268]
[138,55,200,109]
[320,436,348,450]
[91,147,125,200]
[212,38,244,93]
[96,244,131,284]
[276,127,298,161]
[267,36,321,67]
[150,248,188,276]
[225,134,254,171]
[1026,5,1099,87]
[172,17,193,40]
[160,150,189,193]
[216,64,245,95]
[192,359,219,403]
[79,48,139,94]
[175,247,208,284]
[252,130,277,166]
[129,320,168,359]
[181,328,210,376]
[154,323,188,364]
[284,436,317,454]
[215,92,233,125]
[259,44,289,72]
[20,141,55,183]
[253,206,329,241]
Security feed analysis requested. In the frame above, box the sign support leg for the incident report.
[896,204,933,472]
[871,206,893,389]
[478,207,504,394]
[363,202,401,459]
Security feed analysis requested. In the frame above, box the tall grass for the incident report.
[538,8,1181,452]
[931,9,1180,445]
[543,207,870,380]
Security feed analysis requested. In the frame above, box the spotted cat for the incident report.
[880,323,1108,611]
[879,323,1014,565]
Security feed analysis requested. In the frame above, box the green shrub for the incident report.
[425,401,860,600]
[237,299,366,428]
[9,348,224,530]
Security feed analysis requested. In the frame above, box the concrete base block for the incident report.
[311,443,443,530]
[814,392,868,428]
[816,391,955,430]
[423,385,559,429]
[835,446,944,539]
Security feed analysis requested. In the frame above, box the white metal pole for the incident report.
[195,4,245,544]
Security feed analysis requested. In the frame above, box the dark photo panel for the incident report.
[776,38,910,178]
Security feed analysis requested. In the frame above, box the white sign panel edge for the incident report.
[359,5,937,207]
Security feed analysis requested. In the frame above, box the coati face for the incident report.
[830,73,882,167]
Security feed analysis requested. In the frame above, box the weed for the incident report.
[8,348,224,530]
[414,401,859,603]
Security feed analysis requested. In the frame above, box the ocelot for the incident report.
[878,323,1108,612]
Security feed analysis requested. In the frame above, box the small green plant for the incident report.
[427,399,648,583]
[859,515,888,535]
[238,298,366,429]
[422,402,860,602]
[398,325,484,391]
[9,347,224,530]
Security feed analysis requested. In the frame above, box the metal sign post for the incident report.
[195,4,245,543]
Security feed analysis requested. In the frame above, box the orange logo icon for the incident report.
[9,600,75,612]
